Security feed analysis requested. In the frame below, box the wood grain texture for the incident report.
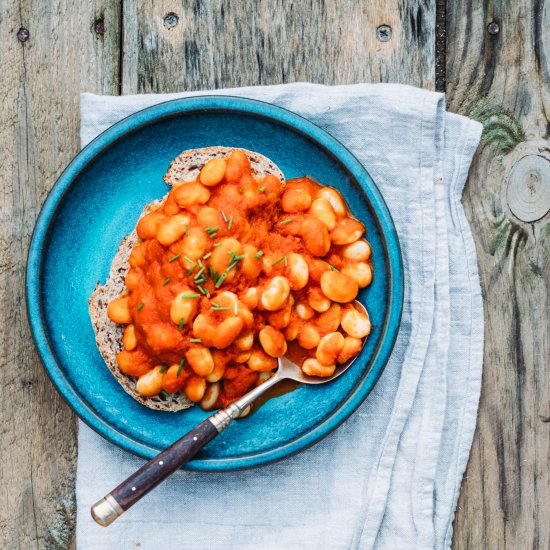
[0,1,120,548]
[121,0,436,93]
[447,1,550,548]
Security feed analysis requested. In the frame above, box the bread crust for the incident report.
[89,147,284,411]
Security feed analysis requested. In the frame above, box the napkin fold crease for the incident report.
[77,83,483,550]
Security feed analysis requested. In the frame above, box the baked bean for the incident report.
[197,206,220,229]
[285,253,309,290]
[259,326,287,357]
[224,150,248,183]
[284,318,300,341]
[301,218,331,257]
[307,286,331,312]
[181,227,209,261]
[184,376,207,402]
[157,214,192,247]
[234,351,251,364]
[116,349,153,377]
[295,300,315,320]
[200,382,221,410]
[341,306,371,338]
[341,240,371,262]
[199,158,226,186]
[170,291,199,325]
[136,366,165,397]
[331,218,365,245]
[342,262,373,287]
[162,364,187,393]
[128,241,147,268]
[234,331,254,351]
[282,188,312,213]
[172,181,211,208]
[310,198,336,230]
[297,325,320,349]
[125,268,141,291]
[145,324,182,354]
[210,238,243,278]
[316,187,346,217]
[185,346,215,377]
[337,336,363,364]
[240,287,259,309]
[192,314,217,347]
[260,276,290,311]
[316,303,342,333]
[248,348,278,372]
[164,191,180,216]
[309,259,331,282]
[320,271,359,303]
[241,244,262,279]
[207,351,227,382]
[122,324,137,351]
[267,296,293,329]
[213,317,244,349]
[136,209,165,240]
[302,357,336,377]
[107,296,132,324]
[316,332,345,365]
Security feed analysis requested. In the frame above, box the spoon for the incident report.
[91,302,369,526]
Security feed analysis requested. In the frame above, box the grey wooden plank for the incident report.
[0,1,121,547]
[122,0,436,93]
[447,1,550,548]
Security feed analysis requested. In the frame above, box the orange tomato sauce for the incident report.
[108,150,373,410]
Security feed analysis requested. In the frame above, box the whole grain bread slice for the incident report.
[89,147,284,411]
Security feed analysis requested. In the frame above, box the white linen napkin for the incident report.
[76,83,483,550]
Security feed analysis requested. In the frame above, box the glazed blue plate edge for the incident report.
[25,95,404,471]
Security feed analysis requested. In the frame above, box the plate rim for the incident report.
[26,95,404,471]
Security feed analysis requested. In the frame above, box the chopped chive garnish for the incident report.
[185,224,189,236]
[168,254,180,263]
[221,211,228,222]
[213,242,222,247]
[190,338,202,343]
[272,257,285,267]
[211,302,221,308]
[233,302,238,315]
[279,218,293,225]
[181,293,200,299]
[234,255,244,261]
[284,256,288,266]
[198,259,203,268]
[195,266,205,278]
[194,276,207,285]
[188,264,198,276]
[197,285,206,295]
[136,303,144,311]
[205,226,219,233]
[215,273,227,288]
[259,186,265,193]
[178,317,185,330]
[208,231,218,238]
[209,266,214,278]
[177,358,185,376]
[202,252,212,260]
[162,277,171,286]
[211,305,229,311]
[160,364,169,374]
[228,216,233,230]
[226,261,239,272]
[204,287,211,298]
[255,250,264,259]
[329,264,339,271]
[159,390,170,399]
[238,188,243,194]
[183,255,193,263]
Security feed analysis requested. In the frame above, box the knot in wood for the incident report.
[506,154,550,222]
[94,19,105,36]
[17,27,29,42]
[376,25,392,42]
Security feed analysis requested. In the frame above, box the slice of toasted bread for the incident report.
[89,147,284,411]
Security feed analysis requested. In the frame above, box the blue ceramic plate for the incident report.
[26,96,403,470]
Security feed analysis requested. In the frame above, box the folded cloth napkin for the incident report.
[76,83,483,550]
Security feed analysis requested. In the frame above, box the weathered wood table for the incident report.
[1,1,548,548]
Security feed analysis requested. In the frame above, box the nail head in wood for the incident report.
[17,28,29,43]
[94,19,105,36]
[163,13,179,30]
[506,154,550,222]
[487,21,500,35]
[376,25,392,42]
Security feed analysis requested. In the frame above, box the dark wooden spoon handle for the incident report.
[91,417,219,526]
